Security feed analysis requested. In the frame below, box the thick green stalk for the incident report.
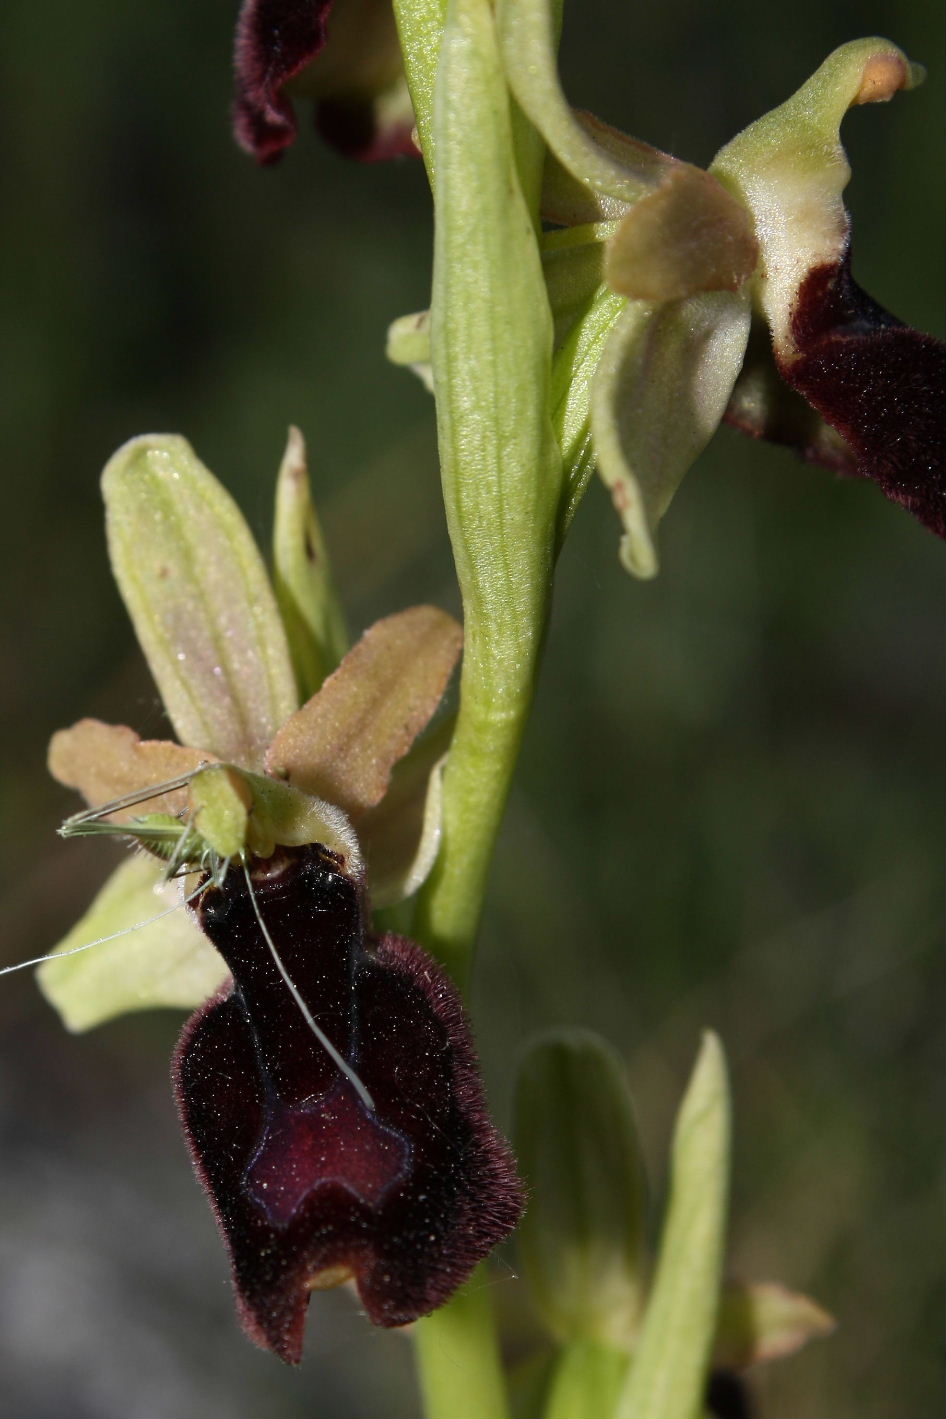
[411,0,563,984]
[397,1,561,1413]
[413,1270,512,1419]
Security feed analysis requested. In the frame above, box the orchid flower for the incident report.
[388,30,944,577]
[40,432,522,1362]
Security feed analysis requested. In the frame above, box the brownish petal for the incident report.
[777,255,945,535]
[265,606,462,820]
[604,166,758,304]
[48,720,214,820]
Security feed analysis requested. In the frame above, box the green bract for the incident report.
[615,1032,730,1419]
[512,1029,834,1417]
[514,1030,649,1349]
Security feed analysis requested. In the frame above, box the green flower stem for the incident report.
[398,1,562,1414]
[413,1269,511,1419]
[545,1339,628,1419]
[410,0,563,986]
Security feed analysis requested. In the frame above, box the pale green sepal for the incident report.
[386,311,434,393]
[497,0,662,206]
[272,426,348,702]
[102,435,297,770]
[545,1339,628,1419]
[38,854,226,1031]
[615,1032,731,1419]
[711,39,921,347]
[514,1030,649,1347]
[415,0,563,977]
[713,1280,836,1370]
[590,289,750,578]
[360,717,452,908]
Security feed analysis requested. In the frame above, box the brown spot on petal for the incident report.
[778,255,945,535]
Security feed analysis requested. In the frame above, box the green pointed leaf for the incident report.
[38,855,226,1031]
[711,39,922,349]
[515,1029,649,1347]
[103,435,297,769]
[272,426,348,702]
[713,1280,836,1370]
[590,289,750,578]
[616,1032,731,1419]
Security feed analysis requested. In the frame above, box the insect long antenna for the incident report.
[59,769,204,836]
[0,878,209,978]
[241,861,375,1112]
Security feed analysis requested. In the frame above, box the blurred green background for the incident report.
[0,1,941,1415]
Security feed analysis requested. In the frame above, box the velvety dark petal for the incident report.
[173,845,522,1363]
[776,255,945,535]
[234,0,335,164]
[233,0,417,165]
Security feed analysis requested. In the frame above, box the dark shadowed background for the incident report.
[0,1,942,1415]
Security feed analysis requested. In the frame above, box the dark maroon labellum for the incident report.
[779,255,945,536]
[173,845,523,1363]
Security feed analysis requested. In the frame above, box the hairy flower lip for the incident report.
[173,844,524,1363]
[233,0,418,165]
[776,254,945,534]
